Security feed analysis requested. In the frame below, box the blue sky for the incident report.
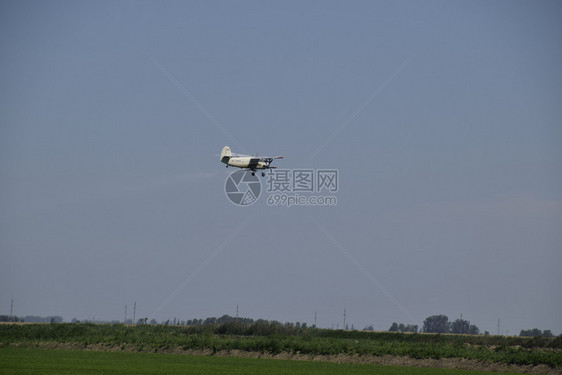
[1,0,561,334]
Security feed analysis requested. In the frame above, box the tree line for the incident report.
[0,315,63,323]
[2,313,557,337]
[135,315,310,330]
[520,328,554,338]
[388,315,557,337]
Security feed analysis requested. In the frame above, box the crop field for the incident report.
[0,347,521,375]
[0,323,560,373]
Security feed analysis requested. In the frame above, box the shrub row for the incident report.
[1,323,560,368]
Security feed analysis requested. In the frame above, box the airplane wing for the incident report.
[262,156,283,163]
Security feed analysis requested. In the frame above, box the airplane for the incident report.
[219,145,283,176]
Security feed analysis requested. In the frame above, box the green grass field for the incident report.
[0,347,520,375]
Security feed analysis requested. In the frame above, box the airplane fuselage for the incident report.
[219,146,281,176]
[225,156,269,169]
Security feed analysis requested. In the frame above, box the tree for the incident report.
[467,325,479,335]
[423,315,450,333]
[389,322,418,333]
[451,319,479,335]
[405,324,419,333]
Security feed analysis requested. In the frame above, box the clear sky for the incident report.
[1,0,561,334]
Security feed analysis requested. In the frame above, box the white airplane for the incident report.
[220,146,283,176]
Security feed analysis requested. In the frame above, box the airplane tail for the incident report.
[220,146,231,163]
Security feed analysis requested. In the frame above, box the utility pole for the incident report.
[343,309,346,330]
[133,302,136,325]
[10,298,14,322]
[497,319,500,335]
[314,311,317,328]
